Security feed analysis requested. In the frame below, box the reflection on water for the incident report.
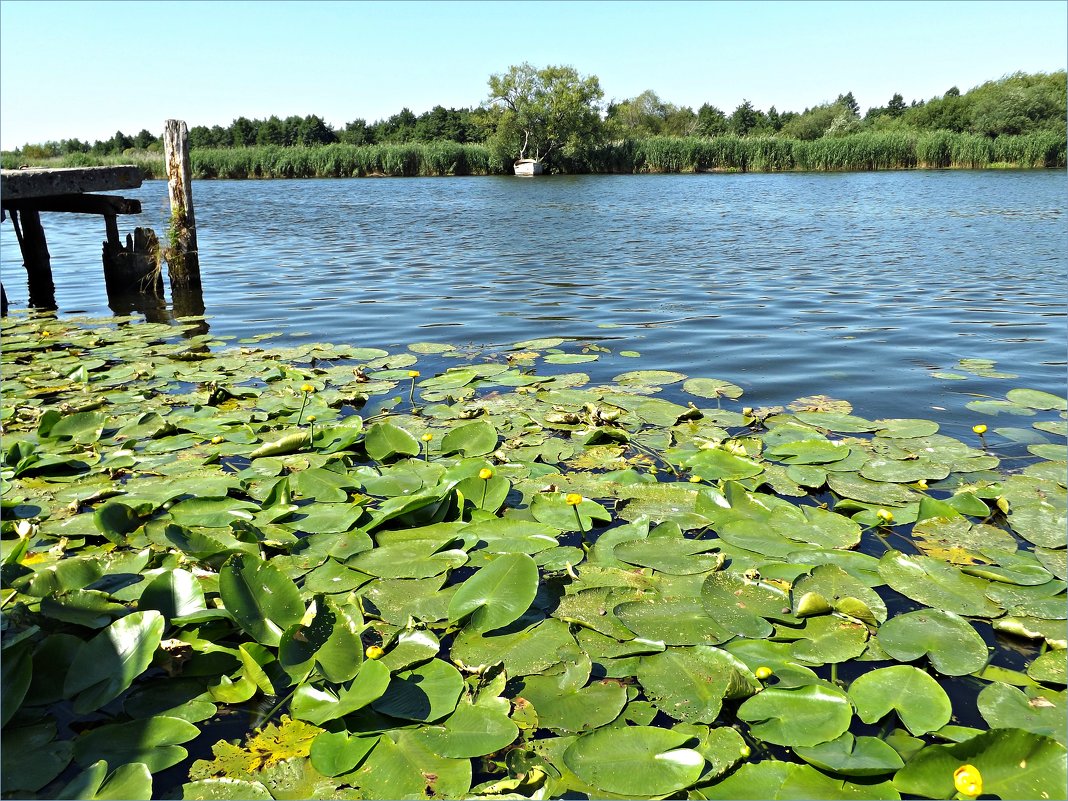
[1,170,1064,430]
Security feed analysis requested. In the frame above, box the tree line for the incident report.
[10,69,1065,165]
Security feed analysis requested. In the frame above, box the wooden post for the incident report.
[102,225,163,298]
[10,208,56,309]
[163,119,201,291]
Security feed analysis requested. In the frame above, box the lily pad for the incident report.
[876,609,989,676]
[562,726,705,796]
[848,665,952,735]
[736,684,853,747]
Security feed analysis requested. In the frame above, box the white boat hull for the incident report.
[514,159,544,176]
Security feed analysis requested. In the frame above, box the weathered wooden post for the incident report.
[9,208,56,309]
[163,119,201,291]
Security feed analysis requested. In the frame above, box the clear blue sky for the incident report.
[1,0,1065,149]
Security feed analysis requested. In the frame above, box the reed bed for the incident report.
[0,150,166,177]
[3,133,1061,178]
[188,142,498,179]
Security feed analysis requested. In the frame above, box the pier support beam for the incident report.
[10,208,56,310]
[163,119,201,291]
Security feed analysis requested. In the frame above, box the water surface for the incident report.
[2,171,1064,432]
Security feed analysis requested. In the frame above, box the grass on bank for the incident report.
[2,130,1063,178]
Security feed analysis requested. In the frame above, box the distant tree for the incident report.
[779,103,840,140]
[109,130,133,153]
[257,116,285,146]
[835,92,860,117]
[132,129,157,149]
[766,105,783,132]
[729,100,759,136]
[297,115,337,146]
[374,108,418,142]
[886,93,907,117]
[232,117,256,148]
[944,86,961,98]
[339,118,372,145]
[188,125,214,150]
[486,62,604,169]
[695,103,728,137]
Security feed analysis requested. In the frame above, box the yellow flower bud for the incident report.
[972,424,987,435]
[421,433,433,442]
[876,508,894,524]
[300,383,315,393]
[210,435,224,444]
[953,764,982,798]
[755,666,773,680]
[565,493,583,506]
[689,475,703,483]
[306,415,316,423]
[408,370,420,378]
[479,468,494,480]
[365,645,385,660]
[915,479,928,490]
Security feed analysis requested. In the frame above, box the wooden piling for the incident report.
[163,120,201,291]
[102,226,163,298]
[10,208,56,309]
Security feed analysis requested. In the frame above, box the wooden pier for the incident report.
[1,165,159,310]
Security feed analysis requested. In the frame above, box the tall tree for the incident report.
[486,63,604,169]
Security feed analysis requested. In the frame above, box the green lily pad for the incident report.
[452,619,576,677]
[350,730,471,799]
[790,615,870,664]
[794,732,904,777]
[637,646,759,724]
[413,701,519,757]
[562,726,705,796]
[308,731,379,777]
[614,370,687,387]
[876,609,989,676]
[683,378,744,400]
[73,716,200,773]
[447,552,539,633]
[1028,649,1067,685]
[616,597,732,646]
[695,760,900,800]
[737,684,853,747]
[372,658,464,723]
[892,728,1067,800]
[517,668,627,734]
[1007,388,1068,411]
[849,665,952,735]
[977,683,1067,743]
[877,551,1003,618]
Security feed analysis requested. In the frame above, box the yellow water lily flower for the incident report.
[972,424,987,435]
[953,764,982,798]
[479,468,494,480]
[876,508,894,524]
[565,493,583,506]
[421,433,433,442]
[755,666,774,680]
[408,370,420,378]
[365,645,385,660]
[300,383,315,393]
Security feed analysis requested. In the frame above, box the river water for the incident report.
[2,170,1064,433]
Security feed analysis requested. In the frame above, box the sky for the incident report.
[1,0,1065,149]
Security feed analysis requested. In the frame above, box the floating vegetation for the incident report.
[1,313,1065,800]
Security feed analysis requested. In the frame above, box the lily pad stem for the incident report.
[572,506,586,538]
[251,680,306,731]
[296,394,310,426]
[630,440,680,477]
